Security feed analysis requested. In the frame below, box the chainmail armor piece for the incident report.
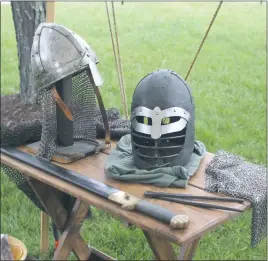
[38,88,57,161]
[72,70,96,141]
[37,69,97,161]
[1,107,130,213]
[205,149,267,247]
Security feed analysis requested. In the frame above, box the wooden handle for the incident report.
[135,200,190,229]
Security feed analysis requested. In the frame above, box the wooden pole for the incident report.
[46,1,55,23]
[40,3,56,255]
[40,211,49,254]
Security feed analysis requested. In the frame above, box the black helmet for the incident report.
[131,69,195,170]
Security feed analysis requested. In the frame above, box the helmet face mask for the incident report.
[131,69,195,170]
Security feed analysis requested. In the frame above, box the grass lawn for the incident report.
[1,2,266,260]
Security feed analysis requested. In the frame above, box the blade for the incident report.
[1,147,118,198]
[1,147,190,229]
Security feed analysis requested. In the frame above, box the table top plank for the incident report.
[1,145,250,245]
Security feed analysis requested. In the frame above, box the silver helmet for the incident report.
[31,22,103,91]
[131,69,195,170]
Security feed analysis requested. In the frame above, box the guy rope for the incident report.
[105,1,128,119]
[105,1,223,115]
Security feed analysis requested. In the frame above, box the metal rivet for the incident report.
[174,110,176,112]
[35,50,38,54]
[156,112,159,115]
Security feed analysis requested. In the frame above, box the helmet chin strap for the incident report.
[88,57,104,87]
[51,87,73,121]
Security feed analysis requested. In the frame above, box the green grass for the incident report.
[1,2,266,260]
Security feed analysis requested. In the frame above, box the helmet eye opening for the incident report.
[161,116,181,125]
[136,116,152,125]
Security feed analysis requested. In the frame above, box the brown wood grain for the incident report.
[1,148,250,245]
[53,200,91,260]
[40,212,49,254]
[26,177,68,232]
[178,237,200,260]
[23,178,91,260]
[143,231,177,260]
[89,247,116,261]
[188,152,214,189]
[24,144,87,164]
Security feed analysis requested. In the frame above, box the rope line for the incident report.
[185,1,223,81]
[105,2,123,104]
[105,2,128,119]
[111,2,128,119]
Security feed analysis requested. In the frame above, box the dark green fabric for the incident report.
[105,134,206,188]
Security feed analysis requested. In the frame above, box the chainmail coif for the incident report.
[205,149,267,247]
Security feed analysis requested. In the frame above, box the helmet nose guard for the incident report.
[31,22,103,91]
[131,69,195,170]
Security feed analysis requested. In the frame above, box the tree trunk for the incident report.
[11,1,46,104]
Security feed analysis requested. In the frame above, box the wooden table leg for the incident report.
[25,177,91,260]
[178,238,200,261]
[143,231,177,260]
[40,211,49,254]
[53,200,91,260]
[26,177,69,230]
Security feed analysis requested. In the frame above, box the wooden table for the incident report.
[1,141,250,260]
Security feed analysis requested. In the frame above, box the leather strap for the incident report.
[51,87,73,121]
[51,71,110,145]
[86,70,111,145]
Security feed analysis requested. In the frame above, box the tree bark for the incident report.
[11,1,46,104]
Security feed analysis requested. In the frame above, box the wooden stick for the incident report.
[144,191,244,203]
[149,196,244,213]
[40,211,49,254]
[179,238,201,260]
[143,231,177,260]
[46,1,55,23]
